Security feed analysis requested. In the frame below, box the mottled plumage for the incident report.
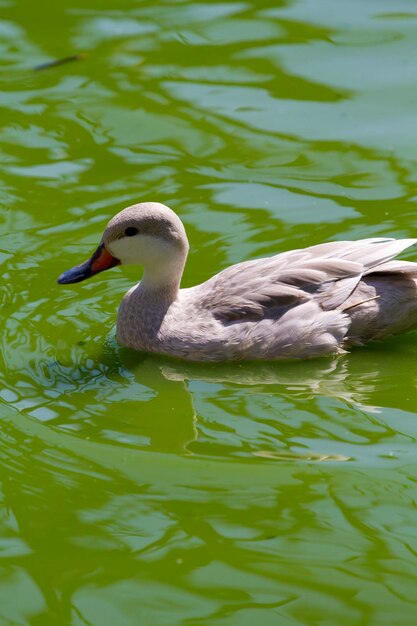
[58,202,417,361]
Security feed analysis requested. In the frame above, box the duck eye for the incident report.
[125,226,138,237]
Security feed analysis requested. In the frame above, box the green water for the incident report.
[1,0,417,624]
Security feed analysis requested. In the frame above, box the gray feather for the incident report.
[199,239,417,324]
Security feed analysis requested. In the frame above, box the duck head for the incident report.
[57,202,189,289]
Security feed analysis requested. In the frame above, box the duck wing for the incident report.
[196,238,417,323]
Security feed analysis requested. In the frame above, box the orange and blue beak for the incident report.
[57,243,120,284]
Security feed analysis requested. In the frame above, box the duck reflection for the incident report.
[115,336,417,461]
[3,331,417,459]
[121,335,417,417]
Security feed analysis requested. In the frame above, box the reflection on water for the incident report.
[2,323,417,464]
[1,0,417,623]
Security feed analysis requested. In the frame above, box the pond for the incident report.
[1,0,417,624]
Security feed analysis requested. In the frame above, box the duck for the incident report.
[58,202,417,361]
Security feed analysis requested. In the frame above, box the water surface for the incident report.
[1,0,417,624]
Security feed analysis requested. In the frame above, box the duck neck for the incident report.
[140,252,186,304]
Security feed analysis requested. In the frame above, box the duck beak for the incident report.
[57,243,120,284]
